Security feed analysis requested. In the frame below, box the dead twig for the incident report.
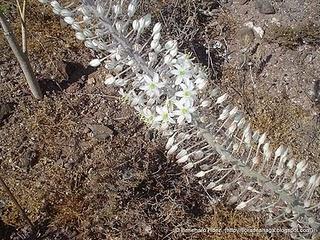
[0,174,35,232]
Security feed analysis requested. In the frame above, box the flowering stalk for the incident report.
[40,1,320,239]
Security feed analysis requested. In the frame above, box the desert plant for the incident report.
[39,1,320,239]
[0,3,42,99]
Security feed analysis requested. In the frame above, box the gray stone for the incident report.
[255,0,276,14]
[88,124,114,140]
[239,27,255,47]
[0,103,13,122]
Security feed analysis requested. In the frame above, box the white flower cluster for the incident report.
[46,0,208,131]
[119,51,207,130]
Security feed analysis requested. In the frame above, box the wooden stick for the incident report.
[0,174,35,231]
[0,12,42,99]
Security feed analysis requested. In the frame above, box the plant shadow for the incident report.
[38,61,96,95]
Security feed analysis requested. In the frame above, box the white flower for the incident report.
[131,92,145,106]
[154,106,175,128]
[195,77,206,89]
[141,108,154,124]
[173,101,195,124]
[176,53,193,68]
[175,79,196,104]
[119,88,131,101]
[171,64,192,85]
[140,73,165,97]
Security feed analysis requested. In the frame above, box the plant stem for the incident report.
[16,0,27,54]
[0,174,35,231]
[0,12,42,99]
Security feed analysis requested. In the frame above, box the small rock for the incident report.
[239,27,255,47]
[22,150,38,171]
[253,26,264,38]
[255,0,276,14]
[88,124,114,140]
[0,103,13,122]
[87,77,96,85]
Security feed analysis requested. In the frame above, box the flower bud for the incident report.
[200,100,211,108]
[152,22,161,35]
[113,5,121,16]
[128,2,136,17]
[164,55,173,64]
[64,16,74,24]
[75,32,86,41]
[132,20,139,31]
[60,9,72,17]
[144,14,152,27]
[165,135,175,149]
[153,32,161,41]
[215,93,228,104]
[104,75,115,85]
[151,39,159,49]
[165,40,175,50]
[96,4,104,17]
[83,29,93,37]
[89,59,101,67]
[116,21,123,32]
[195,171,206,178]
[50,1,60,9]
[84,40,95,49]
[71,22,81,31]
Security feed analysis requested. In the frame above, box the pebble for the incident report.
[87,124,114,140]
[87,77,96,85]
[21,150,38,171]
[239,27,255,47]
[255,0,276,14]
[0,103,13,122]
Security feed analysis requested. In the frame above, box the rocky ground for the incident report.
[0,0,319,240]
